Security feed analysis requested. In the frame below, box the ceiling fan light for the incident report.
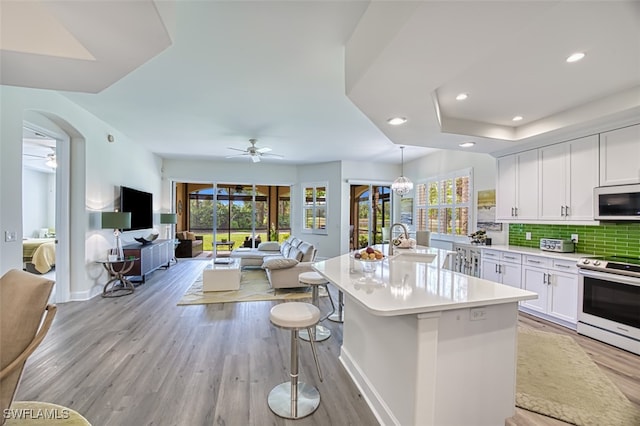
[45,154,57,168]
[387,117,407,126]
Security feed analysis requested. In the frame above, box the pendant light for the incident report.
[391,146,413,196]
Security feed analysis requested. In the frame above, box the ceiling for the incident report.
[2,1,639,165]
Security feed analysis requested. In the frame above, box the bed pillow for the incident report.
[257,241,280,251]
[262,257,299,270]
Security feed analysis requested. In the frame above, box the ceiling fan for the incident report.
[226,138,284,163]
[24,150,57,168]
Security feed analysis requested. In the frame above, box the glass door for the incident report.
[351,184,392,249]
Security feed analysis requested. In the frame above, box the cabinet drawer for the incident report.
[501,252,522,264]
[552,259,577,273]
[523,255,551,268]
[482,249,500,259]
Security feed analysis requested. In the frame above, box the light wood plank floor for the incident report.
[15,260,640,425]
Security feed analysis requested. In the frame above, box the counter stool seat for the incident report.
[298,272,335,342]
[268,302,323,419]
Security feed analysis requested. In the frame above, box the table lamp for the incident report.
[160,213,177,239]
[102,211,131,260]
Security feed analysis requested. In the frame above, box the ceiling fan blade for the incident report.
[251,154,261,163]
[225,153,249,159]
[227,147,247,153]
[256,146,272,153]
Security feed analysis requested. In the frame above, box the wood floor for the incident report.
[16,259,640,426]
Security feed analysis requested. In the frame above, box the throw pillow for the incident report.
[262,257,299,270]
[288,246,304,262]
[186,231,196,241]
[297,242,315,262]
[257,241,280,251]
[280,242,292,257]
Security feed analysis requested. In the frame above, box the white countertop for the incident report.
[480,244,591,261]
[313,248,537,317]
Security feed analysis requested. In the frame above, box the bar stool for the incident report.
[298,272,335,342]
[328,290,344,323]
[268,302,324,419]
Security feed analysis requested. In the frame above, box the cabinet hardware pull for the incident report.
[565,205,570,216]
[514,207,518,216]
[529,260,541,264]
[495,264,499,273]
[511,207,514,217]
[561,206,565,216]
[556,264,570,269]
[542,273,547,284]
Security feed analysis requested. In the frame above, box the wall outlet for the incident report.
[4,231,17,242]
[525,232,532,240]
[571,234,579,243]
[470,307,487,321]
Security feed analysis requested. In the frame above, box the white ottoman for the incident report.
[203,258,241,291]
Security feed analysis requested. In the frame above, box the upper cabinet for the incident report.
[600,124,640,186]
[496,150,538,221]
[539,135,599,222]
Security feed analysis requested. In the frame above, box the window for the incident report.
[303,182,328,234]
[416,169,471,238]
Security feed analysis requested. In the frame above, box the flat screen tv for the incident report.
[120,186,153,231]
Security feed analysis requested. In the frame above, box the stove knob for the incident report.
[582,259,590,264]
[593,260,601,266]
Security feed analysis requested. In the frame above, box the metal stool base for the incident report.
[328,312,344,323]
[268,381,320,419]
[299,325,331,342]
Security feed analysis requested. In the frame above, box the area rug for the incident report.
[4,401,91,425]
[177,269,315,305]
[516,327,640,425]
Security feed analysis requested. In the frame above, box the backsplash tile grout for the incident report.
[508,223,640,258]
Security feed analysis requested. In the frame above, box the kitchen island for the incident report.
[313,247,537,426]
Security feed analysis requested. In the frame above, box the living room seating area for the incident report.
[230,236,317,289]
[175,232,204,258]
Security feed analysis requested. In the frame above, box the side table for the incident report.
[97,258,138,297]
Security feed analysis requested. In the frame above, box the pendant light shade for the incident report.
[391,146,413,196]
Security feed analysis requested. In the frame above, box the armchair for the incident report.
[0,269,57,423]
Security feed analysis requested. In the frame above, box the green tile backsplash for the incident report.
[509,223,640,258]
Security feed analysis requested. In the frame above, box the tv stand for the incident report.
[123,239,172,283]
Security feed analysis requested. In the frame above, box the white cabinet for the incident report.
[600,124,640,186]
[496,150,538,220]
[481,249,522,289]
[539,135,599,222]
[521,255,578,327]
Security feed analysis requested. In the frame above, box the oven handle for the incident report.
[578,268,640,287]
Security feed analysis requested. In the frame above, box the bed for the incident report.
[23,238,56,274]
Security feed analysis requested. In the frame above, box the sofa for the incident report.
[230,236,317,289]
[175,231,204,258]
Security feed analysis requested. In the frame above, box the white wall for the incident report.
[403,150,505,245]
[22,168,55,237]
[1,86,163,300]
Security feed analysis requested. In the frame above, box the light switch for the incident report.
[4,231,17,242]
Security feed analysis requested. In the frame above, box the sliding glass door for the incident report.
[350,184,392,249]
[182,183,291,256]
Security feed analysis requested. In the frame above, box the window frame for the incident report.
[302,182,328,235]
[415,168,473,241]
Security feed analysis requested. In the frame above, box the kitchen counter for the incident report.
[312,250,536,426]
[481,244,590,261]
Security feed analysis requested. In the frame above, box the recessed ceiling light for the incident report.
[456,93,468,101]
[459,142,475,148]
[566,52,585,63]
[512,115,523,122]
[387,117,407,126]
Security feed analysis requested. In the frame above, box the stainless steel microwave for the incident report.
[594,184,640,220]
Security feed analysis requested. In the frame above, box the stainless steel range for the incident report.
[576,256,640,355]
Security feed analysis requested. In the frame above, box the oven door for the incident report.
[578,269,640,342]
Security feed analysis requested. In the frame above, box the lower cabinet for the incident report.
[481,249,522,289]
[123,239,172,282]
[521,255,578,327]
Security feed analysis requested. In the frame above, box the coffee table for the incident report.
[203,257,241,291]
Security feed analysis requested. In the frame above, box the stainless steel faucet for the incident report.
[390,223,409,240]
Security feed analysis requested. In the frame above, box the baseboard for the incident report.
[70,284,102,301]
